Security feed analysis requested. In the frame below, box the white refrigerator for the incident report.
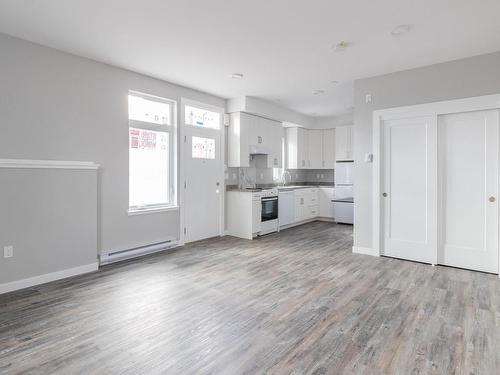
[334,161,354,224]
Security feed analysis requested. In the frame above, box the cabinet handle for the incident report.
[489,196,496,202]
[382,192,388,197]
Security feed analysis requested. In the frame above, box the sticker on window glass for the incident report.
[185,106,220,129]
[129,95,170,125]
[192,136,215,159]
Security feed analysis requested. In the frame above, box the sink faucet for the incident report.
[281,170,291,186]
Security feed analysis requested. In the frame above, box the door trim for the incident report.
[179,98,225,245]
[372,94,500,274]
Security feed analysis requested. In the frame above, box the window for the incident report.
[192,136,216,159]
[185,105,220,129]
[129,91,177,212]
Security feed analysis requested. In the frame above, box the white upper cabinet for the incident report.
[287,127,336,169]
[228,112,283,167]
[322,129,336,168]
[335,125,354,161]
[286,127,308,169]
[307,130,323,169]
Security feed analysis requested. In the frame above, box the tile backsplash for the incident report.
[226,155,334,187]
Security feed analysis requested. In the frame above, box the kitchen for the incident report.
[225,111,354,240]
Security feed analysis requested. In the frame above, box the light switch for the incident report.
[364,153,373,163]
[4,246,13,258]
[365,94,372,104]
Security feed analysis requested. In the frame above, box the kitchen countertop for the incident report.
[226,183,334,192]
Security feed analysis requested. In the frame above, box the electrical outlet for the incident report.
[321,174,324,178]
[260,173,264,179]
[316,174,320,178]
[4,246,13,258]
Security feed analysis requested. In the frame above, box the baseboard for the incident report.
[352,246,379,257]
[0,263,99,295]
[316,217,335,222]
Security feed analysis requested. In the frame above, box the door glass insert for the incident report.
[185,105,220,129]
[192,136,215,159]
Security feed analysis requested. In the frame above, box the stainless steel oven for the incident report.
[261,196,278,222]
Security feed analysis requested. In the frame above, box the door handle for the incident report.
[382,192,388,197]
[489,196,496,202]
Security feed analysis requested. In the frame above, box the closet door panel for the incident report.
[438,110,499,273]
[382,116,437,264]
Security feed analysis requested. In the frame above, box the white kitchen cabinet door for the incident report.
[297,127,308,169]
[319,188,335,218]
[307,130,323,169]
[228,112,250,167]
[438,110,499,273]
[267,121,284,168]
[335,125,354,161]
[286,127,308,169]
[382,116,437,264]
[294,190,308,221]
[228,112,283,167]
[322,129,335,169]
[286,127,299,169]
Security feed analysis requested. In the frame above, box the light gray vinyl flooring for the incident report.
[1,222,499,374]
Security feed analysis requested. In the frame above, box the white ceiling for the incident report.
[1,0,500,117]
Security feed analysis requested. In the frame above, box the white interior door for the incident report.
[438,110,499,273]
[382,116,437,264]
[183,114,223,243]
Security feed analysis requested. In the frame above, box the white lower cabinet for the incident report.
[294,192,307,222]
[294,188,319,222]
[319,187,335,218]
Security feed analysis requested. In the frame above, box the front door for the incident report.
[182,102,223,243]
[438,110,499,273]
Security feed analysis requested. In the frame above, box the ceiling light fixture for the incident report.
[390,25,411,36]
[330,80,339,84]
[230,73,244,79]
[333,41,349,52]
[312,89,325,95]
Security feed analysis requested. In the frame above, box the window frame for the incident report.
[128,90,178,214]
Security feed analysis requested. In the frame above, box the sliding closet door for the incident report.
[382,116,437,264]
[438,110,499,273]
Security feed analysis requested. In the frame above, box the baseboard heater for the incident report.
[99,238,180,265]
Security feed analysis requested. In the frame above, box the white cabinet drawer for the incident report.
[309,205,319,218]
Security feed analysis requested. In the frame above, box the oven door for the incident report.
[261,196,278,222]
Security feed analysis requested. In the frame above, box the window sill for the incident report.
[128,206,179,216]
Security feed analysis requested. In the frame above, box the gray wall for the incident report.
[353,51,500,249]
[0,169,98,283]
[0,33,225,255]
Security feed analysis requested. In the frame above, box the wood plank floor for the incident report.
[1,221,500,374]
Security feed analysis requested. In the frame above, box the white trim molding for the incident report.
[0,159,100,170]
[0,263,99,294]
[352,246,379,257]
